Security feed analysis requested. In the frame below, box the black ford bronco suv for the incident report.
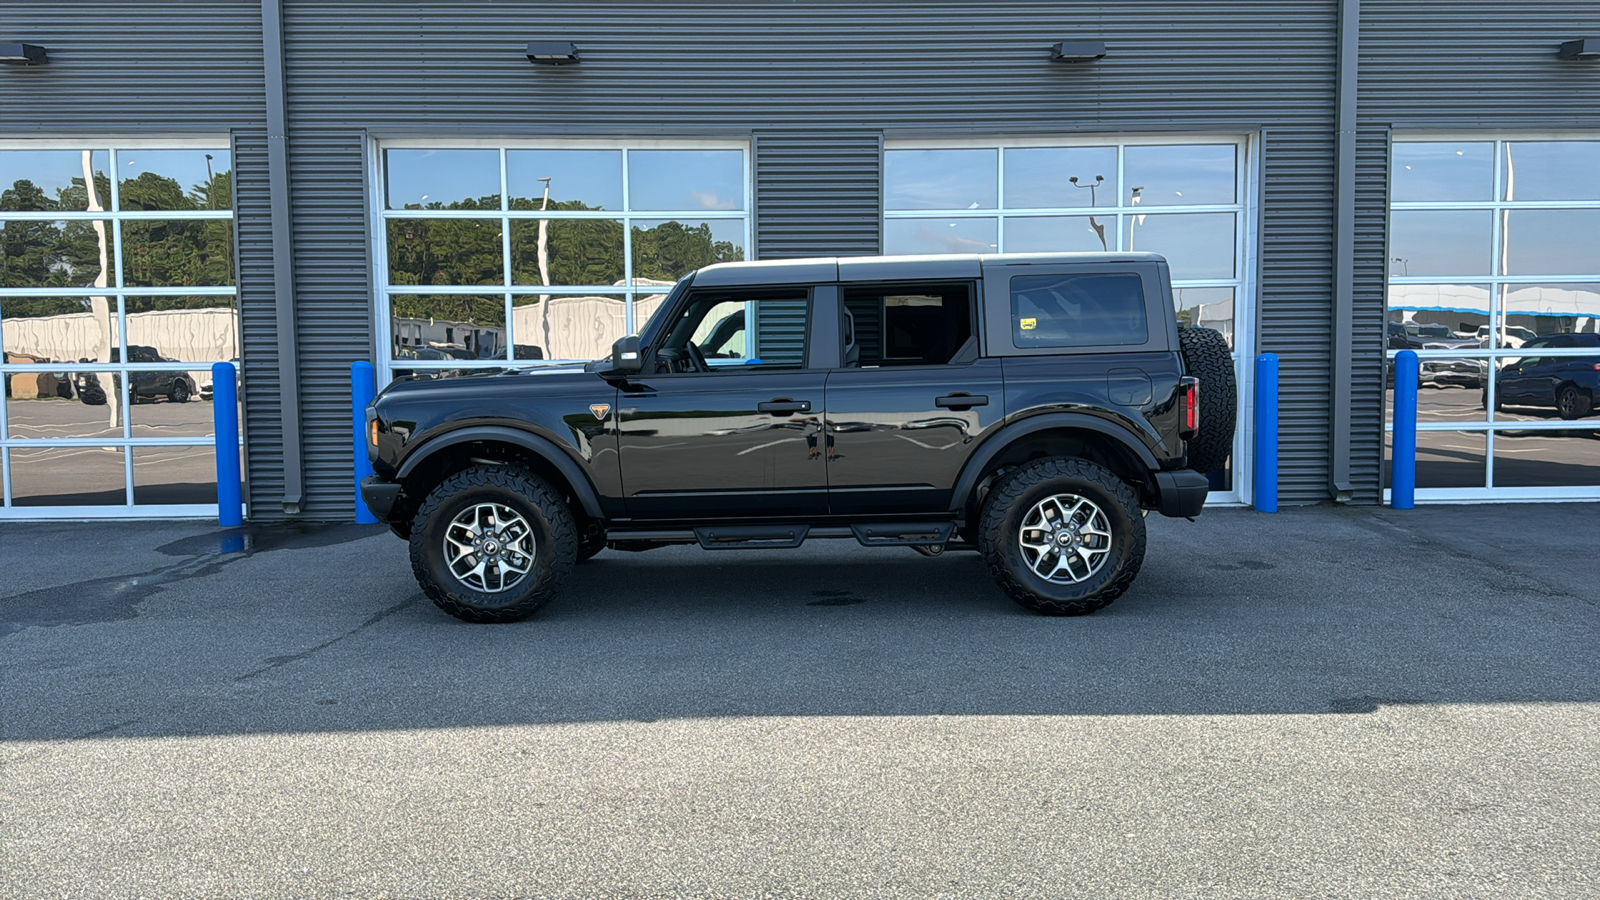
[361,252,1236,623]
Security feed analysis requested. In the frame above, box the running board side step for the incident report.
[850,522,955,547]
[694,525,809,550]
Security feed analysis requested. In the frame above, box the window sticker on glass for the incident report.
[1020,317,1037,330]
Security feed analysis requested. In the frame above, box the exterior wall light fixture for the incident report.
[0,42,48,65]
[1558,38,1599,60]
[1051,41,1106,63]
[526,41,579,65]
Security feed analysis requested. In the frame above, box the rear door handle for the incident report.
[758,399,811,415]
[935,393,988,410]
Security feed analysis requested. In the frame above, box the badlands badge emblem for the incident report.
[589,403,611,420]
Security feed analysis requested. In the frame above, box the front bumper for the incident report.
[1153,469,1210,518]
[360,476,402,521]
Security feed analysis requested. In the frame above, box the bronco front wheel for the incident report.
[408,465,576,623]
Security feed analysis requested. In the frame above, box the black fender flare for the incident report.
[948,413,1162,513]
[396,425,605,520]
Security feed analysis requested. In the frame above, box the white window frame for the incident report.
[367,137,753,386]
[882,134,1259,507]
[0,137,238,519]
[1386,133,1600,503]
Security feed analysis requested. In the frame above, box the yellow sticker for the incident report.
[1019,317,1037,330]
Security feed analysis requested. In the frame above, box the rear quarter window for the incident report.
[1009,272,1149,348]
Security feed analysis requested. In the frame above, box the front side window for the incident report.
[1009,272,1149,349]
[378,142,749,377]
[654,292,808,373]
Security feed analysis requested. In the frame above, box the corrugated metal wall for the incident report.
[0,2,265,133]
[276,0,1344,512]
[232,128,286,509]
[753,133,883,260]
[281,131,372,513]
[1362,2,1600,128]
[24,3,1591,515]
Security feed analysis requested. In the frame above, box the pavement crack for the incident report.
[234,596,419,682]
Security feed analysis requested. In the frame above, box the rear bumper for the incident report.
[1153,469,1210,518]
[360,476,402,521]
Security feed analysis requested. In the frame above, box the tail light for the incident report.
[1179,376,1200,440]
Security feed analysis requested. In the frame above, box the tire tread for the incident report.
[1179,327,1237,474]
[979,457,1146,616]
[408,465,575,623]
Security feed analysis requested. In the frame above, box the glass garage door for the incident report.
[882,137,1256,503]
[372,140,751,382]
[0,142,239,518]
[1387,138,1600,500]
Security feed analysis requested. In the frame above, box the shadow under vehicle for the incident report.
[72,346,198,406]
[1484,333,1600,420]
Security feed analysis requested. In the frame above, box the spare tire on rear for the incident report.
[1178,326,1237,475]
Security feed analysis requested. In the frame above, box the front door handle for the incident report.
[758,399,811,415]
[935,393,989,410]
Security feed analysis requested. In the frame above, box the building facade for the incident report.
[1,1,1597,520]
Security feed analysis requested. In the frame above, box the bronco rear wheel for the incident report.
[979,457,1146,617]
[408,465,576,623]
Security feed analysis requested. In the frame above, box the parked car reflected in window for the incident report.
[1488,334,1600,420]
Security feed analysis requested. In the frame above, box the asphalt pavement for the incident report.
[2,504,1597,897]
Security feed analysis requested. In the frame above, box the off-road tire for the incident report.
[408,465,576,623]
[979,457,1146,616]
[1178,326,1237,474]
[1556,383,1591,421]
[170,380,190,403]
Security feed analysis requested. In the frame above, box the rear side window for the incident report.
[1010,272,1149,348]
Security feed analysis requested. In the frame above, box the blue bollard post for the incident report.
[1391,349,1418,509]
[1253,353,1279,513]
[212,362,244,528]
[352,361,378,524]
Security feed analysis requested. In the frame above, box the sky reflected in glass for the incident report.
[1503,209,1600,276]
[1002,147,1116,209]
[507,150,622,211]
[118,150,231,210]
[628,151,744,211]
[1389,210,1492,277]
[1124,145,1235,206]
[1503,142,1600,202]
[1124,212,1234,279]
[1004,216,1112,253]
[885,149,997,210]
[1391,143,1493,202]
[884,217,998,255]
[385,149,500,210]
[0,151,109,210]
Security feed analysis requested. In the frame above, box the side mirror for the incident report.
[605,335,642,377]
